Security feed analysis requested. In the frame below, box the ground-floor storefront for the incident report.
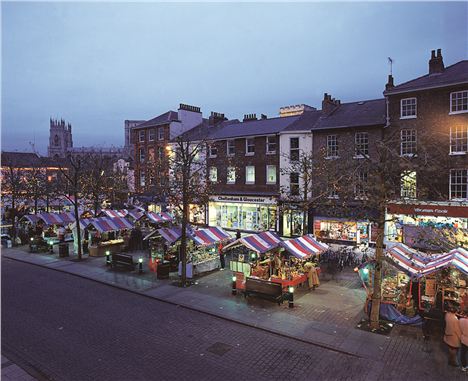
[208,195,278,233]
[385,201,468,248]
[313,216,376,245]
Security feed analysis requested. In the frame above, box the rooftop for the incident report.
[132,111,179,129]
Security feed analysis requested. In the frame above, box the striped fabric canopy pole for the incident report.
[280,234,329,259]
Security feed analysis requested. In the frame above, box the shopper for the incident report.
[236,230,241,240]
[304,261,320,290]
[460,316,468,371]
[219,242,225,270]
[444,304,462,367]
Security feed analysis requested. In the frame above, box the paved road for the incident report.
[2,258,382,381]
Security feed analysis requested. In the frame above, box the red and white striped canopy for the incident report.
[191,227,231,246]
[38,212,74,226]
[157,227,182,244]
[100,209,128,218]
[84,217,133,233]
[280,234,329,259]
[146,211,174,224]
[238,231,282,254]
[126,210,144,221]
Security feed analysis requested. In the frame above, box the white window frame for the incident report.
[140,172,146,187]
[139,148,145,162]
[290,172,300,196]
[158,127,164,141]
[400,129,417,157]
[354,170,369,200]
[400,97,417,119]
[401,171,417,199]
[227,140,235,156]
[266,165,276,184]
[149,129,156,141]
[450,125,468,155]
[208,144,218,158]
[266,136,276,154]
[138,130,145,142]
[290,137,300,162]
[326,135,338,158]
[227,167,236,184]
[354,132,369,158]
[245,138,255,156]
[246,166,255,184]
[209,167,218,182]
[449,169,468,200]
[450,91,468,115]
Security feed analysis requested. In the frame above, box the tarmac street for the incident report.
[1,249,465,381]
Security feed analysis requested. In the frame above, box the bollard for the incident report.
[138,257,143,274]
[288,286,294,308]
[105,251,111,265]
[232,275,237,295]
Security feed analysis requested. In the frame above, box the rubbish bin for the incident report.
[157,262,170,279]
[59,243,69,258]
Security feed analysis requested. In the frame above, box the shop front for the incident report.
[385,201,468,248]
[313,216,374,245]
[281,204,307,237]
[208,195,278,233]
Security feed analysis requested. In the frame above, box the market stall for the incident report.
[99,209,128,218]
[81,216,134,256]
[359,243,468,323]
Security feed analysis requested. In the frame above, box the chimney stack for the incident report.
[429,48,445,74]
[243,113,257,122]
[322,93,340,114]
[209,111,226,126]
[385,74,395,91]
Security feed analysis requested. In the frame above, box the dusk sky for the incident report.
[2,1,467,155]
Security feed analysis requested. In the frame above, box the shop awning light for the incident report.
[288,286,294,294]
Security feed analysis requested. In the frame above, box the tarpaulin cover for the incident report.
[147,211,174,224]
[100,209,128,218]
[85,217,133,233]
[367,301,423,326]
[191,227,231,246]
[157,227,182,244]
[280,234,329,259]
[235,231,282,254]
[385,243,468,277]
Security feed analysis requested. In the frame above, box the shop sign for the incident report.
[387,203,468,218]
[211,195,277,205]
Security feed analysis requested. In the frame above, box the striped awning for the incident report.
[126,210,144,221]
[191,227,231,246]
[385,244,468,277]
[86,217,133,233]
[238,231,282,254]
[280,234,329,259]
[157,227,182,244]
[38,212,70,226]
[100,209,128,218]
[57,212,76,224]
[21,214,41,224]
[147,211,174,224]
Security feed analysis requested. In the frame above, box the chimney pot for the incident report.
[431,50,436,59]
[437,48,441,57]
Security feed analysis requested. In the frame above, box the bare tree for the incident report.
[23,167,47,214]
[310,126,450,330]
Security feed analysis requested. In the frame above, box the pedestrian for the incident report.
[444,303,462,367]
[219,242,225,270]
[236,230,241,240]
[460,316,468,371]
[304,261,320,290]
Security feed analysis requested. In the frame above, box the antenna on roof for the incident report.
[388,57,394,75]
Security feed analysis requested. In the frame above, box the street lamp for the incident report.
[105,251,111,265]
[288,286,294,308]
[138,257,143,274]
[232,275,237,295]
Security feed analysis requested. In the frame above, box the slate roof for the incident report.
[312,98,386,130]
[384,61,468,95]
[133,111,179,129]
[282,110,322,132]
[1,152,66,168]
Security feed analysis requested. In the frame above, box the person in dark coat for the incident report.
[236,230,241,240]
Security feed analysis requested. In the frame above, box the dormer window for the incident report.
[400,98,417,119]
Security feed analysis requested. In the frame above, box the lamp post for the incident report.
[232,275,237,295]
[288,286,294,308]
[138,257,143,274]
[105,250,111,265]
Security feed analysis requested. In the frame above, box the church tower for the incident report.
[48,118,73,158]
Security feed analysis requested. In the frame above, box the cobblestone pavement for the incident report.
[2,257,466,381]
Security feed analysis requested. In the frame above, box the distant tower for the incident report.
[48,118,73,157]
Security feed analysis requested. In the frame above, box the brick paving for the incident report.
[2,246,467,380]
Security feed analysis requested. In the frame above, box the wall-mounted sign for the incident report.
[211,195,277,205]
[387,203,468,218]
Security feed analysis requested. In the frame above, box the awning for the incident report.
[100,209,128,218]
[126,210,144,221]
[280,234,329,259]
[20,215,41,224]
[191,227,231,246]
[86,217,133,233]
[38,212,69,226]
[57,212,76,224]
[230,231,282,254]
[147,211,174,224]
[157,227,182,244]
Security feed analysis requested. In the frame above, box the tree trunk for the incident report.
[11,195,17,245]
[73,168,82,260]
[34,195,38,214]
[180,178,189,287]
[370,222,384,330]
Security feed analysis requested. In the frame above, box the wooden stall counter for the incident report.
[270,274,308,289]
[89,239,124,257]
